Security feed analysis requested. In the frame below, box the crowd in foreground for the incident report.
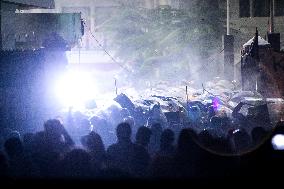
[0,114,284,180]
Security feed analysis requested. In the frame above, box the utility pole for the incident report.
[249,0,254,17]
[223,0,234,81]
[268,0,280,51]
[227,0,230,35]
[269,0,274,33]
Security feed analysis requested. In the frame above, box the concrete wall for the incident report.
[19,0,189,50]
[0,1,81,50]
[1,12,82,50]
[1,0,81,51]
[1,2,18,50]
[218,0,284,81]
[22,0,124,50]
[229,0,284,54]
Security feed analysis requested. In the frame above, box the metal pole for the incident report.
[270,0,274,33]
[250,0,253,17]
[227,0,230,35]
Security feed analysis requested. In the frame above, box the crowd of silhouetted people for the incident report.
[0,113,284,181]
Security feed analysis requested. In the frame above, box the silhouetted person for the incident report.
[229,129,251,155]
[60,149,93,178]
[148,123,163,156]
[4,137,35,178]
[269,122,284,178]
[187,105,201,125]
[135,126,152,149]
[157,129,176,157]
[150,128,177,178]
[8,130,21,140]
[106,123,135,175]
[220,116,232,136]
[31,131,60,178]
[0,152,8,178]
[90,116,115,148]
[147,104,168,129]
[123,115,136,141]
[240,124,277,178]
[232,102,249,128]
[251,127,269,147]
[44,119,74,154]
[209,116,225,137]
[84,131,106,170]
[174,129,204,178]
[107,123,150,177]
[198,129,213,148]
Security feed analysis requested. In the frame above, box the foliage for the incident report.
[100,1,224,82]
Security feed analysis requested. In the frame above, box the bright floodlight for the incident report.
[272,134,284,150]
[55,71,97,109]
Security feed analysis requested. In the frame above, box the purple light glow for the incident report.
[212,97,220,110]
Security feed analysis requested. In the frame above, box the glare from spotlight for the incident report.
[55,71,97,109]
[272,134,284,150]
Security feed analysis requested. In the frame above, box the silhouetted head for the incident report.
[116,123,132,142]
[198,129,212,146]
[210,116,222,127]
[123,116,135,127]
[190,105,199,112]
[44,119,63,137]
[151,123,163,135]
[177,129,200,155]
[251,127,269,145]
[160,129,175,147]
[135,126,152,147]
[230,129,251,153]
[4,137,23,158]
[86,131,105,153]
[8,130,21,139]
